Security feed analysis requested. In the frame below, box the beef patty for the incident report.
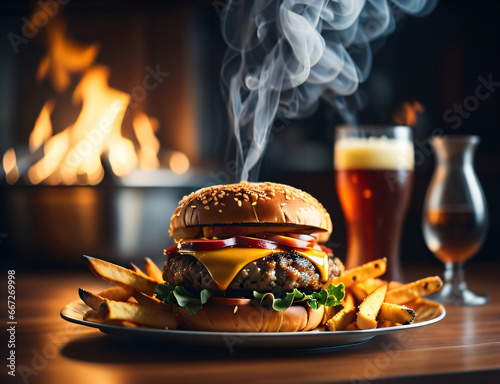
[162,252,342,293]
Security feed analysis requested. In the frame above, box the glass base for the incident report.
[429,282,489,306]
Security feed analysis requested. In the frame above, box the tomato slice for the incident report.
[173,233,317,254]
[209,297,252,306]
[178,237,236,252]
[255,233,314,249]
[318,244,333,256]
[164,244,178,255]
[234,236,280,250]
[284,233,317,243]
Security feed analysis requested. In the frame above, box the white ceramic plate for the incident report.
[61,299,445,351]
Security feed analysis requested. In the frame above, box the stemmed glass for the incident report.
[422,135,488,305]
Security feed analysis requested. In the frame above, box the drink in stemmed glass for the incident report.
[422,135,488,305]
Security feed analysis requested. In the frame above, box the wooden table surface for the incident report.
[5,262,500,384]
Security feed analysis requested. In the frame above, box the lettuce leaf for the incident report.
[253,283,345,311]
[154,284,211,314]
[154,283,345,314]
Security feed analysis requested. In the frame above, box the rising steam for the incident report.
[220,0,437,181]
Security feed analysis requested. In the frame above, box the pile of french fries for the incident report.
[325,258,443,331]
[78,255,178,329]
[78,255,443,331]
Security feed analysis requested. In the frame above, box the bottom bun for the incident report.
[174,303,325,332]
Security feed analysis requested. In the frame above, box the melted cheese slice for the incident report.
[180,247,329,291]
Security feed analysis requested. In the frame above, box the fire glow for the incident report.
[3,17,189,186]
[394,101,424,127]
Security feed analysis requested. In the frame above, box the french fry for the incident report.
[345,321,359,331]
[99,301,178,330]
[130,262,149,279]
[385,276,443,305]
[323,291,354,323]
[83,309,102,322]
[378,302,415,324]
[357,284,387,330]
[79,288,106,311]
[377,320,402,328]
[349,283,368,304]
[330,258,387,288]
[405,297,444,322]
[98,286,134,301]
[83,309,124,326]
[343,291,356,309]
[132,291,173,312]
[388,280,403,291]
[84,255,158,295]
[323,305,340,323]
[121,321,143,328]
[364,278,386,294]
[144,257,165,283]
[326,306,357,331]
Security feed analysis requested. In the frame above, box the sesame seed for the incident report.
[285,195,290,200]
[238,200,242,207]
[251,202,257,206]
[202,200,208,204]
[214,201,219,206]
[190,205,196,208]
[220,203,226,206]
[204,206,210,210]
[218,209,222,213]
[234,198,239,201]
[243,194,249,200]
[281,203,286,207]
[235,192,242,196]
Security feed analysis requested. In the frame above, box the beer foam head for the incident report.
[334,137,414,170]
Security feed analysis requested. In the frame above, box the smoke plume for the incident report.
[220,0,437,181]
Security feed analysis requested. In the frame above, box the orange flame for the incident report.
[133,112,160,171]
[3,148,19,185]
[37,18,99,93]
[394,101,424,127]
[4,14,189,186]
[29,99,55,152]
[28,65,133,185]
[169,151,190,175]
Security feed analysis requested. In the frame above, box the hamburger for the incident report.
[154,181,345,332]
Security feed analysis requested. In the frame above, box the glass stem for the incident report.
[444,262,467,294]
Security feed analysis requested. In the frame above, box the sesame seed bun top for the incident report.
[170,182,332,242]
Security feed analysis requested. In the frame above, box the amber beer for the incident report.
[334,133,414,282]
[423,207,486,264]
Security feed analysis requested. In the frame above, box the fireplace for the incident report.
[0,1,229,268]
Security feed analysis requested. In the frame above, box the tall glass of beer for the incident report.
[334,125,414,282]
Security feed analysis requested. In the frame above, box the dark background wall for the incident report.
[0,0,499,271]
